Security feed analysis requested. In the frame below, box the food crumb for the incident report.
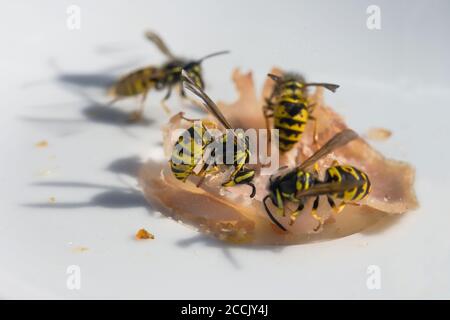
[366,128,392,141]
[72,246,89,253]
[35,140,48,148]
[49,196,56,203]
[135,228,155,240]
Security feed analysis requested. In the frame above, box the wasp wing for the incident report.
[297,129,358,171]
[181,70,234,130]
[295,179,365,198]
[144,31,177,60]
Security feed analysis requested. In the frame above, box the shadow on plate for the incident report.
[20,103,154,128]
[25,156,154,212]
[21,58,157,128]
[176,234,285,269]
[25,155,287,267]
[51,58,143,90]
[56,73,116,90]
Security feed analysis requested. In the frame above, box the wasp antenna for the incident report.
[247,182,256,198]
[267,73,282,82]
[263,196,287,231]
[197,50,230,63]
[304,83,340,93]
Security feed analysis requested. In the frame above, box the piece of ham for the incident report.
[138,68,418,245]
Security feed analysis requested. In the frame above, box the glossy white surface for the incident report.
[0,0,449,299]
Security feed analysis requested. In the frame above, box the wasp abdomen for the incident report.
[274,99,309,152]
[325,165,371,201]
[110,67,160,97]
[170,123,212,182]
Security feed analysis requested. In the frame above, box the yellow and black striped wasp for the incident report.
[263,72,339,152]
[263,129,371,231]
[109,31,229,121]
[169,70,256,197]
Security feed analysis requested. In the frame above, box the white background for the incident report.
[0,0,449,299]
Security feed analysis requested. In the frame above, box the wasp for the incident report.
[109,31,229,121]
[169,70,256,197]
[263,129,371,231]
[263,72,340,152]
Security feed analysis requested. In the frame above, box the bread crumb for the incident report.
[135,228,154,240]
[49,196,56,203]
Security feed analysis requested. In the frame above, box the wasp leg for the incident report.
[313,162,320,175]
[309,115,319,145]
[128,90,149,122]
[160,86,172,115]
[262,196,287,231]
[180,114,200,122]
[194,163,215,188]
[306,103,318,144]
[107,96,124,106]
[195,174,206,187]
[327,196,346,214]
[289,201,305,226]
[180,85,204,110]
[246,182,256,198]
[186,96,203,110]
[311,195,324,231]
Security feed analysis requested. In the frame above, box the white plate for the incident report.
[1,0,449,299]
